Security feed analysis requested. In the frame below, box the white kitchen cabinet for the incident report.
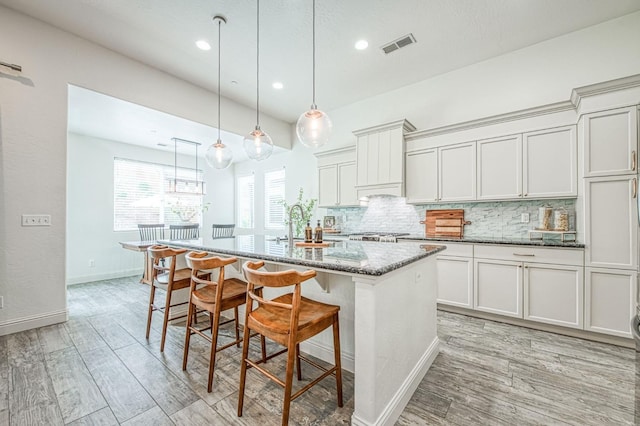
[315,147,358,208]
[584,175,638,270]
[522,125,577,198]
[474,258,523,318]
[406,148,438,203]
[436,243,473,308]
[583,106,638,178]
[524,263,583,329]
[585,267,637,338]
[477,134,522,200]
[353,119,416,198]
[439,141,476,202]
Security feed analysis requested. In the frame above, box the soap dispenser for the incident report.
[314,220,323,243]
[304,221,313,243]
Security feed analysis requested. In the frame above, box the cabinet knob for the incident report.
[524,193,528,197]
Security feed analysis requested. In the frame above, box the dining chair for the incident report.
[147,244,207,352]
[183,251,265,392]
[238,260,343,426]
[170,224,199,240]
[138,224,165,241]
[212,224,235,239]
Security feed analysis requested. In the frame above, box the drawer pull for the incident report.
[633,150,637,171]
[513,253,535,257]
[634,178,637,199]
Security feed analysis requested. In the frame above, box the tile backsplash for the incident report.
[327,196,576,239]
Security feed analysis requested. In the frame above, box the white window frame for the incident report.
[236,173,255,229]
[264,168,286,230]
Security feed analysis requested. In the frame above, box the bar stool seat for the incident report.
[191,278,248,307]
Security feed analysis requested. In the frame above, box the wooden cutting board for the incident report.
[420,209,471,238]
[294,241,331,247]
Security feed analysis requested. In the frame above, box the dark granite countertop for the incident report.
[158,235,445,276]
[398,235,585,249]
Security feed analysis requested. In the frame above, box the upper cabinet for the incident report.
[523,125,577,198]
[353,120,416,199]
[582,106,638,177]
[315,147,358,208]
[439,142,476,202]
[406,148,438,203]
[477,126,576,200]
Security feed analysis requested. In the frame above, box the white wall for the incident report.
[0,5,288,335]
[66,133,235,284]
[322,11,640,151]
[233,137,319,236]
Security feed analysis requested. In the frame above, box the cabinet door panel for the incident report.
[584,176,638,269]
[523,125,576,198]
[439,142,476,202]
[338,162,358,206]
[437,256,473,308]
[585,267,636,338]
[367,132,380,185]
[477,135,522,200]
[406,149,438,203]
[474,259,522,318]
[318,166,338,207]
[583,107,638,177]
[524,263,583,329]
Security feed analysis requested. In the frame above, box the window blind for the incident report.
[113,157,204,231]
[264,168,286,229]
[237,174,255,228]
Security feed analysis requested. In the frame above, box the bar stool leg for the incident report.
[237,320,252,417]
[234,306,240,347]
[333,314,343,407]
[146,285,156,339]
[160,286,172,352]
[207,310,221,393]
[182,299,195,371]
[282,336,298,426]
[295,344,302,380]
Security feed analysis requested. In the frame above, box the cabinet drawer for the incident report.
[437,242,473,258]
[474,244,583,266]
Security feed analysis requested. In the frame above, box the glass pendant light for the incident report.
[206,15,233,170]
[296,0,332,148]
[243,0,273,161]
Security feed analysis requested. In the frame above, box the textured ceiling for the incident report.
[4,0,640,124]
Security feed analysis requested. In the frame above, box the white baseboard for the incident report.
[351,337,440,426]
[300,338,355,374]
[0,309,68,336]
[66,268,142,286]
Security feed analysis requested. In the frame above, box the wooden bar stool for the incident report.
[183,252,265,393]
[147,245,204,352]
[238,261,343,426]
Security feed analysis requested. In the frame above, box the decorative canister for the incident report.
[538,206,553,230]
[554,208,570,231]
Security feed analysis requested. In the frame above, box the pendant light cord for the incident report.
[256,0,260,129]
[312,0,316,109]
[217,18,222,142]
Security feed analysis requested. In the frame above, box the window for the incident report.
[264,168,286,229]
[237,174,255,228]
[113,158,204,231]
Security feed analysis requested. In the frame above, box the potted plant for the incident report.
[280,187,317,238]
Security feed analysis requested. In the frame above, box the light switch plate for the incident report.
[521,213,530,223]
[22,214,51,226]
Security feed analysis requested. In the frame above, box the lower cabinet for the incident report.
[524,263,583,329]
[474,259,523,318]
[437,255,473,308]
[585,267,637,338]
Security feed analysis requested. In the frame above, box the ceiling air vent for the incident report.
[381,33,416,54]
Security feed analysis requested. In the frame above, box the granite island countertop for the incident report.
[399,235,585,248]
[158,234,446,276]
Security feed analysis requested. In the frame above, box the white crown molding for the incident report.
[406,73,640,141]
[353,119,416,137]
[313,145,356,159]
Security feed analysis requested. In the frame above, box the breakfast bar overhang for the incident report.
[159,235,445,426]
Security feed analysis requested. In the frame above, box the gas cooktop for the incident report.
[348,232,410,243]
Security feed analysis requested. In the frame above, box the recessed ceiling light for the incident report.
[196,40,211,51]
[272,82,284,90]
[355,40,369,50]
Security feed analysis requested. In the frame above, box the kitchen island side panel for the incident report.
[352,256,439,426]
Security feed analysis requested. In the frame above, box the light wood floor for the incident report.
[0,276,635,425]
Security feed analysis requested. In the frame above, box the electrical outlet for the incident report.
[521,213,530,223]
[21,214,51,226]
[89,259,95,268]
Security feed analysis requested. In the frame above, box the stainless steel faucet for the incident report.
[288,203,306,248]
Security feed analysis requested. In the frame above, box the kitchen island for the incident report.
[158,235,445,426]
